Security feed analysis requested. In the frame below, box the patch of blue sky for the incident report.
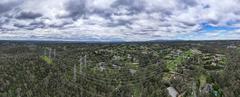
[176,23,240,40]
[201,23,238,32]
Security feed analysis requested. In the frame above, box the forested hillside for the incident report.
[0,41,240,97]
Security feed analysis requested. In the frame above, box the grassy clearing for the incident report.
[40,56,53,64]
[166,50,194,72]
[199,74,207,88]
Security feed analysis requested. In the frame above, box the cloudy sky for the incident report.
[0,0,240,41]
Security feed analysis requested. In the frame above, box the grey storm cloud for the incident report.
[16,11,42,19]
[65,0,87,19]
[112,0,146,13]
[0,0,240,41]
[64,0,146,20]
[179,0,198,7]
[0,0,22,14]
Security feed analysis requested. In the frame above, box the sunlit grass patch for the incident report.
[165,50,194,72]
[162,73,172,81]
[199,74,207,88]
[40,56,53,64]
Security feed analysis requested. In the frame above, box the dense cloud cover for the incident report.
[0,0,240,41]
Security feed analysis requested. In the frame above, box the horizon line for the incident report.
[0,39,240,43]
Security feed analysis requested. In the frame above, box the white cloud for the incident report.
[21,0,68,18]
[0,0,240,41]
[88,0,116,10]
